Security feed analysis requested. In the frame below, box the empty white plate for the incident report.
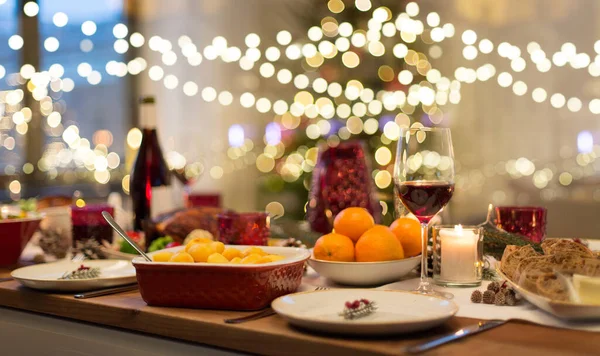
[12,259,137,292]
[272,289,458,335]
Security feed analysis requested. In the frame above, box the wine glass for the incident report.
[394,127,455,297]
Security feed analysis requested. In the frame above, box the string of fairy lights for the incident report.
[0,0,598,205]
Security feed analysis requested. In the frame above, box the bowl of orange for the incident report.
[307,208,421,286]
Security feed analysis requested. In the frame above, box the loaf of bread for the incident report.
[500,238,599,303]
[542,239,594,258]
[500,245,539,280]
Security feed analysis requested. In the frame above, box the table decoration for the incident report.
[71,204,114,247]
[217,211,270,245]
[478,204,543,259]
[495,206,547,243]
[339,299,378,320]
[306,141,381,234]
[432,225,483,287]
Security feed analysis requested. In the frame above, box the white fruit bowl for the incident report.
[308,255,420,286]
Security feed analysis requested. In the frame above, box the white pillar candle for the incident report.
[439,225,479,282]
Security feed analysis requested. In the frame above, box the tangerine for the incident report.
[355,225,404,262]
[389,217,422,257]
[333,207,375,242]
[313,233,355,262]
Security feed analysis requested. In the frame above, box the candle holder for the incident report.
[432,225,483,287]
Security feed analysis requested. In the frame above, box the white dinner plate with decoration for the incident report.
[11,259,137,292]
[271,289,458,335]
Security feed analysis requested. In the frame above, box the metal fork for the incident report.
[224,286,329,324]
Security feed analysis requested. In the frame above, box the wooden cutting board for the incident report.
[0,272,596,355]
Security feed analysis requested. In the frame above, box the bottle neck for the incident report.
[139,102,157,128]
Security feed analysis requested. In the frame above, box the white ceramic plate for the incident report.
[12,259,137,292]
[272,289,458,335]
[308,255,420,286]
[497,266,600,321]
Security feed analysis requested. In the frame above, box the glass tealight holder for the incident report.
[432,225,483,287]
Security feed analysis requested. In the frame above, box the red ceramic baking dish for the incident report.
[0,205,43,267]
[132,245,310,310]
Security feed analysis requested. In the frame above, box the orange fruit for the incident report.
[355,225,404,262]
[313,233,355,262]
[389,217,422,257]
[333,207,375,242]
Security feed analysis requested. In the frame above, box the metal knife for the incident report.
[404,319,507,354]
[74,283,138,299]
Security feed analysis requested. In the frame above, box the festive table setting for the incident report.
[1,126,600,355]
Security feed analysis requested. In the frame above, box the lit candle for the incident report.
[439,225,479,282]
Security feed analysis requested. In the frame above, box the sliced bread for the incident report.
[500,245,539,281]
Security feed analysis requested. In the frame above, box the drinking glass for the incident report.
[217,212,270,245]
[495,206,547,243]
[394,127,455,297]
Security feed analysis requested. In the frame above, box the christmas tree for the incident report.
[258,0,449,226]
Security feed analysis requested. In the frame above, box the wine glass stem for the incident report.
[419,222,430,290]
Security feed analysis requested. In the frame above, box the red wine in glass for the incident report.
[393,126,455,298]
[396,181,454,223]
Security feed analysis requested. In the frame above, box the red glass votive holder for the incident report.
[495,206,547,243]
[71,204,114,247]
[217,212,270,246]
[186,193,221,208]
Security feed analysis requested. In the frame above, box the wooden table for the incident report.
[0,269,596,355]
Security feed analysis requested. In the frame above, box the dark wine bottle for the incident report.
[130,96,171,232]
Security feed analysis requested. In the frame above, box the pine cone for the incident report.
[495,292,506,306]
[505,293,517,306]
[487,281,500,293]
[38,229,70,259]
[282,237,307,249]
[73,239,104,260]
[470,290,483,303]
[482,290,496,304]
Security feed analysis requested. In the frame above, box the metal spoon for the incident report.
[102,211,152,262]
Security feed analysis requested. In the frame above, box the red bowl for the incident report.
[132,246,310,310]
[0,208,42,267]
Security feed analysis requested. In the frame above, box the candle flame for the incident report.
[454,224,463,233]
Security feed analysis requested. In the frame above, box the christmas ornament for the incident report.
[339,299,377,320]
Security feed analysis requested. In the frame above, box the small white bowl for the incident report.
[308,255,421,286]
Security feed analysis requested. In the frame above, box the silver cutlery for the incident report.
[102,211,152,262]
[74,283,139,299]
[403,319,507,354]
[0,277,13,283]
[224,286,329,324]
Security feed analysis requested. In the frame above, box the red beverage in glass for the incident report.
[396,181,454,223]
[495,206,547,243]
[217,212,270,245]
[186,193,221,208]
[71,204,114,247]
